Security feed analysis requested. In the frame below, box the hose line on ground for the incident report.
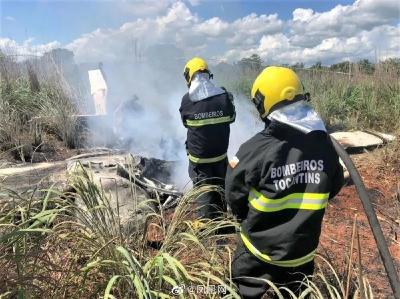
[330,136,400,299]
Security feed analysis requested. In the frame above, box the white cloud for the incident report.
[1,0,399,65]
[248,24,400,65]
[221,0,399,64]
[5,16,16,22]
[65,2,202,62]
[194,17,229,37]
[157,1,196,27]
[223,13,284,50]
[0,38,61,57]
[65,2,284,63]
[114,0,175,17]
[187,0,201,6]
[115,0,202,16]
[290,0,400,48]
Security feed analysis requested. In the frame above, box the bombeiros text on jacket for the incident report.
[193,110,224,120]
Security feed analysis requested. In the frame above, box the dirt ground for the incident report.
[320,150,400,298]
[0,135,81,167]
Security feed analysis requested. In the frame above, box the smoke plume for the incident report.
[86,48,263,189]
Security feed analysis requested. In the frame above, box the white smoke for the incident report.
[228,95,264,159]
[86,56,263,190]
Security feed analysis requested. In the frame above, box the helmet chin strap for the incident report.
[252,90,266,119]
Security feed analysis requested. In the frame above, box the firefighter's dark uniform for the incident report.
[226,120,344,298]
[180,90,235,219]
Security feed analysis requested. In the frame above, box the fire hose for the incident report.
[330,136,400,299]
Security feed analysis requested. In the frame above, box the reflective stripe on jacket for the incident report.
[240,231,316,267]
[248,187,329,212]
[186,115,235,127]
[188,152,227,164]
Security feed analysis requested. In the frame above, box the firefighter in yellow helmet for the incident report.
[225,66,344,298]
[179,57,235,219]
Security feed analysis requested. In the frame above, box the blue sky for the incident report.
[0,0,399,65]
[194,1,355,22]
[2,0,355,45]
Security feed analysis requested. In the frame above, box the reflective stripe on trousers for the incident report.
[248,187,329,212]
[188,152,227,164]
[240,232,316,267]
[186,116,234,127]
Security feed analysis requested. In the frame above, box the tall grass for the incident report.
[218,61,400,133]
[299,65,400,132]
[0,54,82,154]
[0,165,375,298]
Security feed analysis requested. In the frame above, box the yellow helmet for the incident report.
[251,66,303,118]
[183,57,209,86]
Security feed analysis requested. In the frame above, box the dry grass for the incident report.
[219,60,400,134]
[0,54,82,156]
[298,65,400,133]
